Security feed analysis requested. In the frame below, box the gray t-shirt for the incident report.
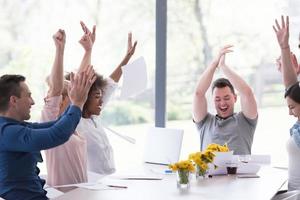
[195,112,258,155]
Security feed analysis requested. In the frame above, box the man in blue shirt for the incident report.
[0,69,95,200]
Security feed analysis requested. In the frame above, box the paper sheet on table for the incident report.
[272,162,288,170]
[79,183,109,190]
[109,172,163,180]
[213,151,234,165]
[50,182,111,191]
[120,56,147,99]
[209,163,261,175]
[88,171,105,182]
[237,163,261,174]
[209,166,228,175]
[208,151,234,175]
[45,187,64,199]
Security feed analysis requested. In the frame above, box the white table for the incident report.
[53,164,287,200]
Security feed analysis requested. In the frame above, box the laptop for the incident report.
[143,127,184,165]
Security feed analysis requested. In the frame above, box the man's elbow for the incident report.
[48,87,63,97]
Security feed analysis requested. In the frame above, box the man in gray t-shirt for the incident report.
[193,45,258,155]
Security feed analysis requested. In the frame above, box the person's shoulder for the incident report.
[0,117,21,126]
[77,117,94,129]
[194,113,214,126]
[237,112,258,119]
[78,117,89,125]
[0,118,27,138]
[105,77,118,86]
[236,112,258,125]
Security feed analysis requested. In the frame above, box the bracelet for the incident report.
[281,45,290,50]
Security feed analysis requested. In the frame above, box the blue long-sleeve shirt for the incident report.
[0,105,81,200]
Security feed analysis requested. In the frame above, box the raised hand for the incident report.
[212,45,233,69]
[80,21,96,44]
[68,65,96,109]
[291,53,300,75]
[127,32,138,56]
[79,33,93,51]
[276,52,300,75]
[78,21,96,73]
[109,32,138,82]
[273,16,289,49]
[120,32,138,65]
[125,32,137,60]
[218,54,227,68]
[53,29,66,50]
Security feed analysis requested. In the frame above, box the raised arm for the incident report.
[109,32,137,82]
[276,53,300,77]
[78,21,96,73]
[69,65,96,110]
[273,16,298,88]
[0,67,96,152]
[47,29,66,97]
[219,52,258,119]
[193,45,233,122]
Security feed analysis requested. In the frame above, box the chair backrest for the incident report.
[143,127,184,165]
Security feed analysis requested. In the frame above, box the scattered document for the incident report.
[237,163,261,174]
[120,56,147,99]
[213,151,234,166]
[45,187,64,199]
[78,183,108,190]
[208,151,234,175]
[110,172,163,180]
[208,152,261,175]
[50,182,124,191]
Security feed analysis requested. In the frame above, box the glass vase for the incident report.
[195,165,208,180]
[176,169,190,189]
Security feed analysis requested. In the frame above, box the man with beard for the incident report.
[193,45,258,155]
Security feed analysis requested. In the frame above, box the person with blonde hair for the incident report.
[41,27,97,188]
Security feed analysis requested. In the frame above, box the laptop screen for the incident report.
[143,127,184,165]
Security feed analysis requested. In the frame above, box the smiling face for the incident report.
[81,74,107,118]
[13,82,35,121]
[83,88,103,118]
[213,86,237,118]
[286,96,300,120]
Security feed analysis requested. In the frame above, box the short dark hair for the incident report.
[284,82,300,103]
[212,78,235,94]
[83,73,107,113]
[0,75,26,112]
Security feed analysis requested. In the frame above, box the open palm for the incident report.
[273,16,289,48]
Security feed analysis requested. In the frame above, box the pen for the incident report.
[107,185,128,189]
